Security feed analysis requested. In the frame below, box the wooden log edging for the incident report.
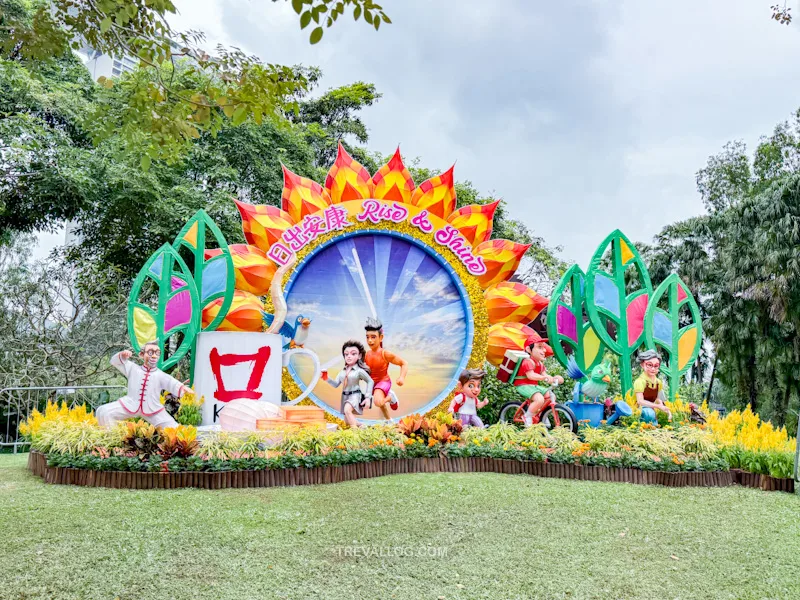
[27,450,793,491]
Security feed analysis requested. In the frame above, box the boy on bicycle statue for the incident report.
[514,334,563,426]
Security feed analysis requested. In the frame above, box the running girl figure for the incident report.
[364,317,408,420]
[323,340,374,429]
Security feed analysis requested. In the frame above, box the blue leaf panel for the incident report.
[652,311,672,346]
[593,274,620,317]
[148,255,164,279]
[202,257,228,302]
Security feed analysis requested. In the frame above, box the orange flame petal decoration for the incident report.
[281,165,332,223]
[324,142,373,203]
[410,165,456,220]
[235,200,295,253]
[446,200,500,247]
[474,239,531,289]
[487,322,538,365]
[205,244,276,297]
[202,290,264,332]
[484,281,549,325]
[371,147,415,204]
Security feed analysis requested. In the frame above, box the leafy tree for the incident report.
[0,237,127,387]
[0,51,96,234]
[646,108,800,430]
[293,81,382,167]
[0,0,390,166]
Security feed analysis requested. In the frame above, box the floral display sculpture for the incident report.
[126,144,548,422]
[547,229,703,400]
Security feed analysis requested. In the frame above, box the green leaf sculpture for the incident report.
[171,210,235,333]
[127,244,200,371]
[547,264,607,373]
[644,273,703,400]
[585,229,653,395]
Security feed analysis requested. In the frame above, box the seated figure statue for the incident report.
[633,349,672,423]
[96,342,193,428]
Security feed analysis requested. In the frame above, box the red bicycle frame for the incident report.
[512,391,561,427]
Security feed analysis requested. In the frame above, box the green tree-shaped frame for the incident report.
[547,264,607,373]
[585,229,653,395]
[644,273,703,400]
[172,210,235,333]
[127,244,200,371]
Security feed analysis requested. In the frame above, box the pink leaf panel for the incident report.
[164,290,192,332]
[556,305,578,343]
[626,294,649,346]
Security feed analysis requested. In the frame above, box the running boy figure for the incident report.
[634,349,672,422]
[448,368,488,428]
[364,317,408,420]
[96,342,193,429]
[513,334,563,426]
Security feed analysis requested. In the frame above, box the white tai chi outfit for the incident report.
[96,352,182,428]
[326,366,374,416]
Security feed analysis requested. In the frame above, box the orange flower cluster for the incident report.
[398,414,463,447]
[572,442,591,457]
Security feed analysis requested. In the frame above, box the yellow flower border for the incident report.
[266,217,489,425]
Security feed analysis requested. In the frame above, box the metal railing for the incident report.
[1,385,125,453]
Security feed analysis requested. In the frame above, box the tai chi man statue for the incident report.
[96,342,193,428]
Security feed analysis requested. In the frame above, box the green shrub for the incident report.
[33,420,122,455]
[176,404,202,426]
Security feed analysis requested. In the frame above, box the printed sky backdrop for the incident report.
[285,234,470,418]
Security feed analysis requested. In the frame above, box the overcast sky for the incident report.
[35,1,800,265]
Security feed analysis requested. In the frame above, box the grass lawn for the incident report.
[1,454,799,600]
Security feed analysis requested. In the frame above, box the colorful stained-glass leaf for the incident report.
[585,230,653,395]
[626,294,649,346]
[127,244,200,370]
[131,306,157,347]
[201,258,228,301]
[546,264,607,373]
[644,273,703,400]
[172,210,235,333]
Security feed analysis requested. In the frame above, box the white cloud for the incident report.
[162,0,800,276]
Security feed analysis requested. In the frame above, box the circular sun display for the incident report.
[215,142,549,422]
[284,231,473,420]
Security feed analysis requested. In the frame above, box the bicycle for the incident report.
[498,381,578,433]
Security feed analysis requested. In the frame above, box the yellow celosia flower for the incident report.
[705,406,795,452]
[19,401,98,440]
